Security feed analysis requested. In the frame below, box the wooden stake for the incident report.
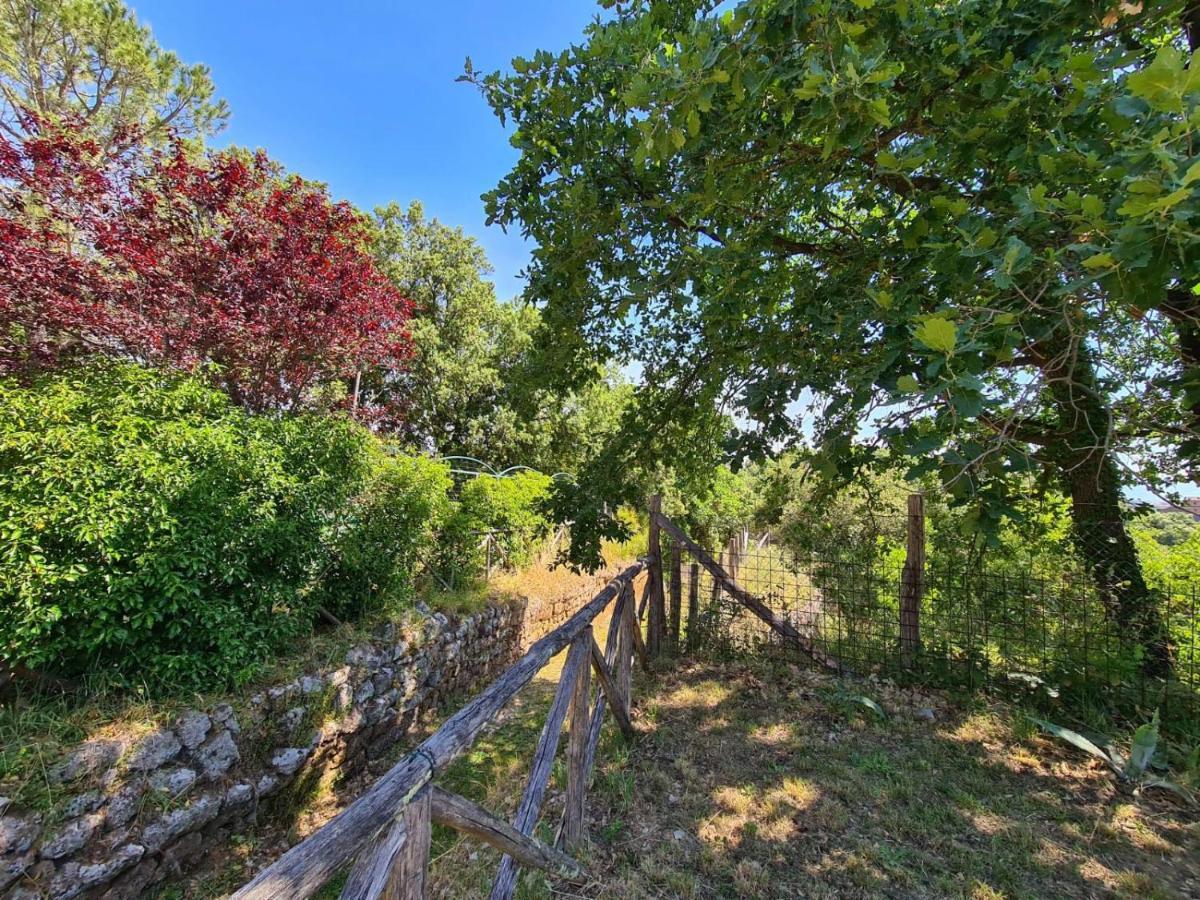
[899,493,925,669]
[686,562,699,651]
[340,786,430,900]
[491,634,590,899]
[669,543,682,652]
[564,633,592,850]
[647,495,665,656]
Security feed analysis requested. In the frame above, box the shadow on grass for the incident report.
[572,657,1200,900]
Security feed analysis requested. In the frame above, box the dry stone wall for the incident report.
[0,580,608,900]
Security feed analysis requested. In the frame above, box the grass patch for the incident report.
[576,657,1199,899]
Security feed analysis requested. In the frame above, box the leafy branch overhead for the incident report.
[469,0,1198,673]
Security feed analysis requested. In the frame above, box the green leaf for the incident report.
[914,316,957,355]
[897,374,920,393]
[1031,718,1121,774]
[1082,252,1116,270]
[853,695,886,717]
[1080,194,1105,218]
[1125,710,1159,778]
[1126,47,1195,112]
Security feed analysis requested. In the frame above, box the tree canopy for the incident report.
[471,0,1200,668]
[0,119,411,413]
[370,200,636,473]
[0,0,227,147]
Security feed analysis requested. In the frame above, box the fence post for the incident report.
[686,562,700,651]
[669,543,682,652]
[899,493,925,670]
[340,785,431,900]
[647,495,665,658]
[564,631,592,851]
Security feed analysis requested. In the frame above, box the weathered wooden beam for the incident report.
[669,543,682,651]
[563,633,592,850]
[653,513,847,675]
[338,817,406,900]
[615,585,632,714]
[647,495,665,656]
[340,785,430,900]
[589,637,635,740]
[686,562,700,651]
[626,582,649,672]
[491,632,591,900]
[234,559,646,900]
[429,787,586,882]
[580,585,628,793]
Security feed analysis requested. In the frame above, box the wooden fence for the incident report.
[232,497,805,899]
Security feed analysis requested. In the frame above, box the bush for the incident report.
[0,364,383,689]
[439,471,553,581]
[318,451,453,620]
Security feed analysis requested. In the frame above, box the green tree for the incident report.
[0,0,227,146]
[370,200,536,461]
[470,0,1197,672]
[370,201,636,475]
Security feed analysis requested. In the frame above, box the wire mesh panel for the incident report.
[666,512,1200,726]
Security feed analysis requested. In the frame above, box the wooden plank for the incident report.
[626,582,649,672]
[580,585,628,794]
[491,633,591,900]
[340,786,430,900]
[685,562,700,651]
[647,495,665,656]
[564,633,592,850]
[338,817,406,900]
[430,787,586,882]
[899,493,925,669]
[654,512,847,675]
[669,543,682,651]
[589,637,635,740]
[616,584,632,713]
[234,559,646,900]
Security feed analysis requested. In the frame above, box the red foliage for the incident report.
[0,118,411,414]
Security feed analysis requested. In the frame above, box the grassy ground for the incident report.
[569,657,1199,899]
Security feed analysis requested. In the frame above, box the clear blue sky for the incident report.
[129,0,605,302]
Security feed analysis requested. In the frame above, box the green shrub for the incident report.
[0,363,375,689]
[318,451,453,619]
[439,471,553,581]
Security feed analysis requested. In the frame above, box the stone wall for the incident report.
[0,578,609,900]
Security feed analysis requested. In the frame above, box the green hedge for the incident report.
[317,450,453,620]
[439,471,553,582]
[0,364,450,689]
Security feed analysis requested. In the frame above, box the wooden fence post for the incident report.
[669,544,682,652]
[564,632,592,850]
[647,495,665,657]
[340,786,431,900]
[686,562,700,651]
[899,493,925,669]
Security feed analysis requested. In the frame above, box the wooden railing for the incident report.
[648,506,848,675]
[232,558,648,900]
[231,496,836,899]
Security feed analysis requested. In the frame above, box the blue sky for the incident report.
[129,0,605,301]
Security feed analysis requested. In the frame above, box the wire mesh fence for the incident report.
[667,511,1200,726]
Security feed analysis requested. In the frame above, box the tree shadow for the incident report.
[577,656,1200,899]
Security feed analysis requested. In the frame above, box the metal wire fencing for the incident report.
[669,507,1200,726]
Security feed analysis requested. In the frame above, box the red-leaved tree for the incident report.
[0,117,411,414]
